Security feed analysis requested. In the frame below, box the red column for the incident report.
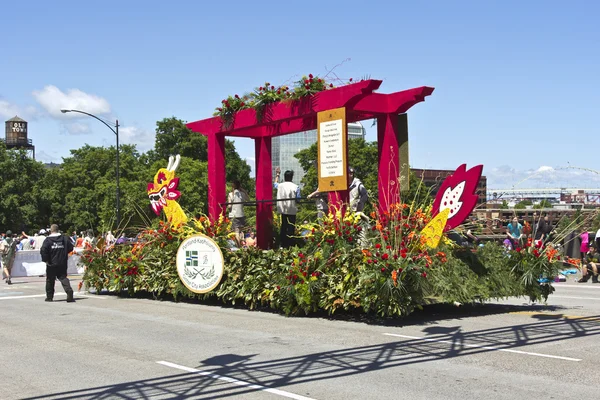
[377,114,401,213]
[208,133,226,221]
[255,136,273,249]
[328,191,348,215]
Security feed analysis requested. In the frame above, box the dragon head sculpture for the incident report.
[147,154,187,226]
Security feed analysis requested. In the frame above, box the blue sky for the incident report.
[2,0,599,189]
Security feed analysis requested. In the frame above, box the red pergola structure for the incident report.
[187,80,434,249]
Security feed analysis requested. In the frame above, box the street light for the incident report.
[61,109,121,228]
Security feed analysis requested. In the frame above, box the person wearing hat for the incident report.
[33,228,48,251]
[40,224,75,302]
[1,230,17,284]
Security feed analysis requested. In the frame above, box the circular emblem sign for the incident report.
[176,234,224,294]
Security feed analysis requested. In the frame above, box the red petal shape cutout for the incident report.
[432,164,483,231]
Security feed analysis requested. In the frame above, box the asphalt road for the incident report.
[1,276,600,400]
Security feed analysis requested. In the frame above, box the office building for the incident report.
[272,122,366,186]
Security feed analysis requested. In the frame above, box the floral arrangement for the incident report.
[212,74,351,122]
[81,216,233,298]
[214,94,252,127]
[80,202,563,318]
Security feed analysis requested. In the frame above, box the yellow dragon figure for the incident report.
[147,154,188,226]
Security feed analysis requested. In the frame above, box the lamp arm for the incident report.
[66,109,117,136]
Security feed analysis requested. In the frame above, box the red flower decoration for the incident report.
[431,164,483,231]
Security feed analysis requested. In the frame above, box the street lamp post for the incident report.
[60,109,120,228]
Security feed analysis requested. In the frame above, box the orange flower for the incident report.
[546,248,558,262]
[391,270,398,286]
[566,258,581,268]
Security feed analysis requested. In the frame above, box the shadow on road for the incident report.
[22,313,600,399]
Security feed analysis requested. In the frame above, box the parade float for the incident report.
[81,75,563,317]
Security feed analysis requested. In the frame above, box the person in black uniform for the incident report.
[40,224,75,302]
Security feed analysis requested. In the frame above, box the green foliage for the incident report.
[82,204,562,318]
[591,211,600,232]
[534,199,553,209]
[0,143,52,232]
[149,117,208,163]
[294,138,431,212]
[289,74,332,100]
[514,200,533,209]
[0,115,252,236]
[212,95,252,127]
[212,74,336,123]
[500,200,509,209]
[251,83,291,121]
[58,144,149,233]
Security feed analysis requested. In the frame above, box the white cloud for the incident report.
[32,85,111,118]
[61,122,91,135]
[535,166,554,173]
[487,165,600,189]
[119,126,155,152]
[0,99,41,121]
[0,99,21,119]
[35,150,61,164]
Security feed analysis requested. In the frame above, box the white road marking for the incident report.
[383,333,581,362]
[157,360,317,400]
[0,292,105,300]
[554,284,600,289]
[551,295,600,301]
[76,292,108,299]
[0,294,47,300]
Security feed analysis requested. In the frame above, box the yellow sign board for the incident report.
[317,107,348,192]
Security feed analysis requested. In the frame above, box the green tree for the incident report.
[0,116,254,234]
[294,138,431,212]
[500,200,510,209]
[31,167,66,232]
[0,143,48,232]
[514,200,533,209]
[149,117,208,162]
[58,144,150,233]
[534,199,553,209]
[149,117,253,195]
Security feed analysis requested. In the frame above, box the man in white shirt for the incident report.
[276,170,300,248]
[348,167,368,212]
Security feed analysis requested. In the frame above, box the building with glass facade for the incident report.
[272,122,366,187]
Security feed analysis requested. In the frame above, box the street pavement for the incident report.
[1,276,600,400]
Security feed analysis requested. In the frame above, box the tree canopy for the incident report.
[0,118,441,234]
[295,138,432,210]
[0,117,253,235]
